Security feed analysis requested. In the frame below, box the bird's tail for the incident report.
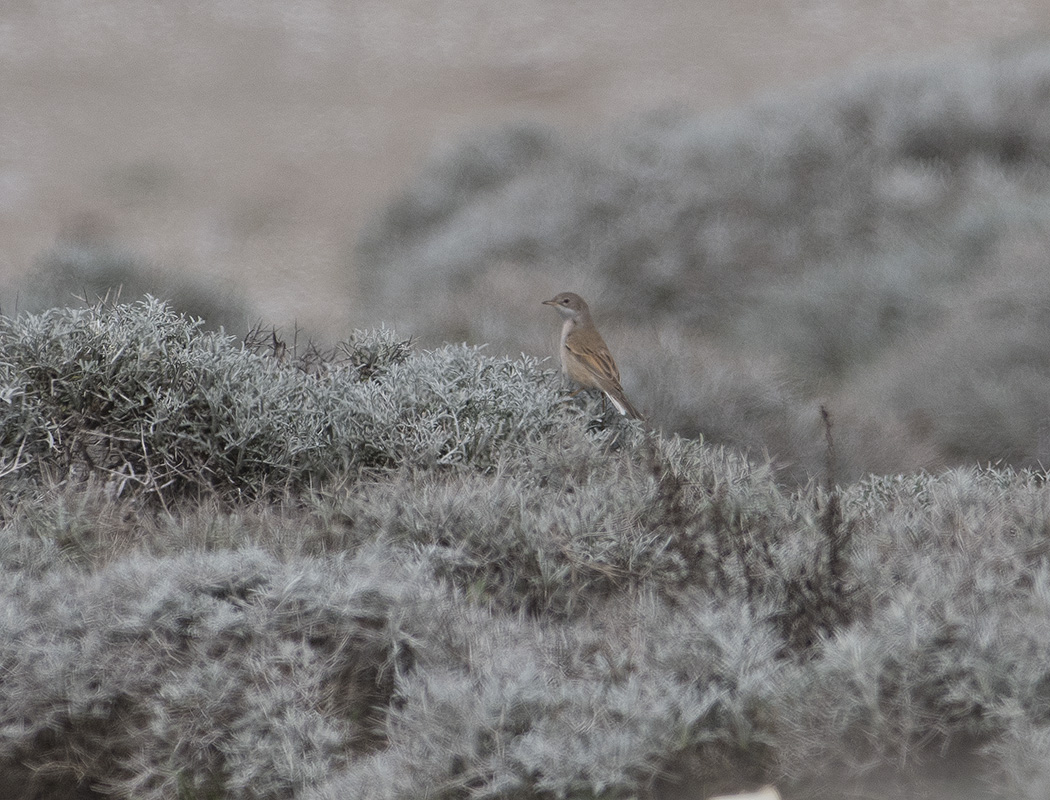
[605,388,643,420]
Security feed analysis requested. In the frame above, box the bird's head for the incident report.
[542,292,588,319]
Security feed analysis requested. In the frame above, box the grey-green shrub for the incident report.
[0,547,417,800]
[0,299,603,501]
[8,422,1050,797]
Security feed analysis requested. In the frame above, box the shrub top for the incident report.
[0,299,618,501]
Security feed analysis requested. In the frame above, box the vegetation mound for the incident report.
[0,299,578,502]
[3,301,1050,799]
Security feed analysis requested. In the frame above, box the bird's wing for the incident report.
[564,337,621,385]
[564,333,643,419]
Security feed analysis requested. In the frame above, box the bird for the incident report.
[542,292,642,419]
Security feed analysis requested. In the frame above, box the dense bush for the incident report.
[7,463,1050,798]
[0,547,417,800]
[2,300,1050,798]
[0,299,588,501]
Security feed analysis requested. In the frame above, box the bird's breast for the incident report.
[558,320,574,372]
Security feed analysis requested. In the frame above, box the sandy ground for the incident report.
[3,0,1050,336]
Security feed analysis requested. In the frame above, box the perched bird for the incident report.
[542,292,642,419]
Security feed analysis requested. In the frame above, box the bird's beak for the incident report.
[542,298,556,306]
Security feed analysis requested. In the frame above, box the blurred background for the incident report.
[6,0,1050,482]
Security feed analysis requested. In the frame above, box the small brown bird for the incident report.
[543,292,642,419]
